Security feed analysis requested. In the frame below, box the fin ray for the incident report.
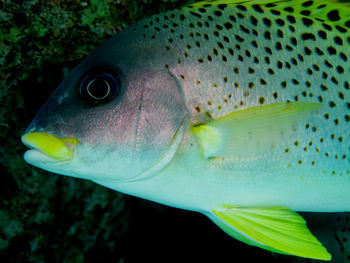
[192,102,323,158]
[208,206,331,260]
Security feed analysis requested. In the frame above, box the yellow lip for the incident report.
[21,132,80,161]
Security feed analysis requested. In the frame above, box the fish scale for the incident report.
[132,1,350,181]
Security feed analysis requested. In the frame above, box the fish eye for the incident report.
[79,71,120,104]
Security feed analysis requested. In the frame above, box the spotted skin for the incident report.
[125,0,350,207]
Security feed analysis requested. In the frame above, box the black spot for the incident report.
[302,1,313,7]
[324,60,333,68]
[265,46,272,54]
[315,47,324,55]
[287,15,296,24]
[318,30,327,39]
[298,54,304,62]
[302,17,313,27]
[331,77,338,84]
[284,7,294,12]
[334,36,343,46]
[327,46,337,55]
[336,25,347,33]
[276,19,285,26]
[251,40,258,48]
[264,31,271,40]
[277,61,283,69]
[259,97,265,104]
[216,24,223,30]
[252,5,264,13]
[304,47,312,55]
[237,12,245,19]
[190,11,202,18]
[270,9,281,16]
[300,10,311,16]
[236,4,247,11]
[218,4,227,10]
[329,101,336,108]
[224,22,233,29]
[263,17,272,27]
[301,33,316,40]
[250,16,258,26]
[340,52,347,62]
[277,29,284,38]
[322,23,332,31]
[217,41,224,49]
[292,78,300,85]
[290,37,297,46]
[228,48,234,56]
[327,10,340,21]
[337,66,344,74]
[179,14,186,21]
[214,10,223,17]
[235,35,245,42]
[229,15,237,22]
[240,25,250,34]
[320,84,328,91]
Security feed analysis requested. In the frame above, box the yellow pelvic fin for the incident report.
[207,206,331,260]
[185,0,350,28]
[21,132,80,161]
[192,102,322,158]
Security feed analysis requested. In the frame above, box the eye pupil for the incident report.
[79,71,120,104]
[87,79,110,100]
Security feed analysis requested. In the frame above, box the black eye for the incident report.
[79,72,120,104]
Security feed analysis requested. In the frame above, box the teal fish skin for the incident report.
[115,1,350,211]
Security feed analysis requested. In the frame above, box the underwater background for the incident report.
[0,0,349,262]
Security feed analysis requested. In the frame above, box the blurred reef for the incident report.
[0,0,349,262]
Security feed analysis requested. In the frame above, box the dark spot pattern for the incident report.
[136,1,350,180]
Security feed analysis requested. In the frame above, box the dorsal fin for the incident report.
[185,0,350,29]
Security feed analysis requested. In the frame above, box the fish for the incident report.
[21,0,350,260]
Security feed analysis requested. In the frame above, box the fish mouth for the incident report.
[21,132,80,163]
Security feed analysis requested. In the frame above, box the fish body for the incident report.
[22,0,350,260]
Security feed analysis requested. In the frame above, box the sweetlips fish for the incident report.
[21,0,350,260]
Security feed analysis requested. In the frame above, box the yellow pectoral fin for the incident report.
[192,102,323,158]
[207,206,331,260]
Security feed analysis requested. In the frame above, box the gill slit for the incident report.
[133,85,145,158]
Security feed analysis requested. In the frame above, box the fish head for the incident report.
[22,30,189,182]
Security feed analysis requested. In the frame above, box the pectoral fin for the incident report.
[192,102,323,158]
[207,206,331,260]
